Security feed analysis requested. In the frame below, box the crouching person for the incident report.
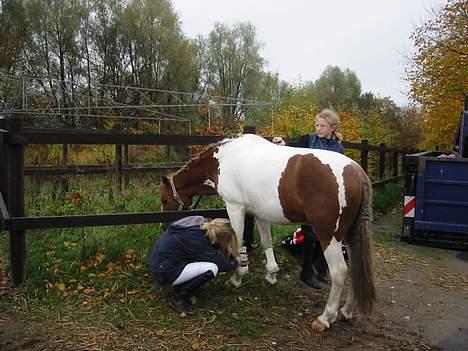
[149,216,240,315]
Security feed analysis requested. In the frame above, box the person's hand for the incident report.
[272,136,286,146]
[335,132,343,142]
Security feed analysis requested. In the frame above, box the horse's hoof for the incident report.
[225,277,241,290]
[224,279,236,290]
[312,319,328,332]
[265,264,279,273]
[265,272,277,285]
[339,308,353,321]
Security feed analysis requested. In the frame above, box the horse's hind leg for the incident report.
[340,245,354,320]
[255,217,279,285]
[312,238,348,332]
[225,203,247,289]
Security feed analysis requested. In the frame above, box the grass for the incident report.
[0,176,406,350]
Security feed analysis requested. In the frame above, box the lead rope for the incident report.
[167,176,185,211]
[188,195,203,210]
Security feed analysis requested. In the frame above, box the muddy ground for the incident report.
[1,211,467,351]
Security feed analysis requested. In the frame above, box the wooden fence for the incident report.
[0,117,410,285]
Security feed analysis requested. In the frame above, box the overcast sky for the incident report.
[171,0,443,106]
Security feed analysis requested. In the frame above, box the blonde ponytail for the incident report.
[201,218,239,257]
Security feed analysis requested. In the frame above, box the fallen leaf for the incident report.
[83,288,95,295]
[154,329,165,337]
[147,293,157,300]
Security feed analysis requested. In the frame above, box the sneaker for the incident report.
[281,235,293,247]
[299,271,324,290]
[168,294,195,315]
[316,272,329,284]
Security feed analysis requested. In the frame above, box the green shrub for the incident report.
[372,182,403,212]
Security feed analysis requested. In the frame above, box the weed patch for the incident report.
[372,181,403,213]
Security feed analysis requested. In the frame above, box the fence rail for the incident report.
[0,117,411,286]
[24,163,186,176]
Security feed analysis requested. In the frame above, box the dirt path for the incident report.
[374,251,467,350]
[1,210,467,350]
[370,211,468,351]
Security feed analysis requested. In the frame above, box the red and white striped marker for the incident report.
[403,196,415,217]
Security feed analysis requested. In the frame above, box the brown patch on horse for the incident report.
[278,154,342,248]
[334,163,362,241]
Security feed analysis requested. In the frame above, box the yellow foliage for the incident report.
[407,0,467,149]
[269,103,319,137]
[360,110,390,146]
[339,112,362,143]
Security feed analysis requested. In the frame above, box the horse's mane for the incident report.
[173,138,233,176]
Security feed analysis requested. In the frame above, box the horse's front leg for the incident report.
[224,203,246,289]
[312,238,348,332]
[255,217,279,285]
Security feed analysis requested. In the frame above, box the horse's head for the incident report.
[159,175,194,212]
[159,143,221,229]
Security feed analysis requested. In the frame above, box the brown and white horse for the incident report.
[160,134,375,331]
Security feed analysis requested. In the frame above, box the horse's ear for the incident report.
[161,175,170,186]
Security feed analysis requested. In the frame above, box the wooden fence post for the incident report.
[8,118,26,286]
[243,126,256,134]
[123,145,129,189]
[0,118,10,221]
[379,143,386,179]
[115,143,123,192]
[360,139,368,173]
[61,144,69,193]
[242,126,256,249]
[392,151,399,177]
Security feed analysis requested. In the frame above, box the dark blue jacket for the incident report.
[149,216,238,285]
[289,133,344,154]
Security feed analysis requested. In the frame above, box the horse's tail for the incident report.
[348,172,376,314]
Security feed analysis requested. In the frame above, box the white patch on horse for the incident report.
[213,135,291,223]
[334,169,347,231]
[203,178,216,188]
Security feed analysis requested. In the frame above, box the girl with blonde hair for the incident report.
[149,216,241,315]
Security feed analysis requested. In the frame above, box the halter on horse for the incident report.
[160,134,375,331]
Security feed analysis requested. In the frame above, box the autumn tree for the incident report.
[0,0,27,112]
[203,22,265,129]
[244,71,290,133]
[122,0,196,93]
[314,66,362,112]
[406,0,467,149]
[0,0,26,73]
[269,85,319,137]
